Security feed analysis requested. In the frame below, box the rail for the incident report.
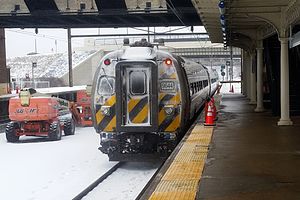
[72,162,124,200]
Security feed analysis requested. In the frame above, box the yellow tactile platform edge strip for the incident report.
[149,125,214,200]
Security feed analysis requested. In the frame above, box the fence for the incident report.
[20,81,50,89]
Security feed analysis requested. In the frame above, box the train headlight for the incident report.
[104,59,111,66]
[100,106,111,116]
[165,58,173,66]
[163,105,175,115]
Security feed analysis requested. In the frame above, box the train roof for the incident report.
[121,47,156,60]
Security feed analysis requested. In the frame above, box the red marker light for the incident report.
[104,59,111,65]
[165,58,172,66]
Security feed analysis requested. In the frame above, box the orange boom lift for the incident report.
[6,88,75,142]
[70,90,93,127]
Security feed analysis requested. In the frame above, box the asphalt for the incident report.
[197,94,300,200]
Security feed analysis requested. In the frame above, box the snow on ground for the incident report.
[0,127,116,200]
[83,162,160,200]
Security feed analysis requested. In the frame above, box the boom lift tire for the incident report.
[64,119,75,136]
[5,122,19,143]
[49,121,62,141]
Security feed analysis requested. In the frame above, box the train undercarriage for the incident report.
[98,132,177,161]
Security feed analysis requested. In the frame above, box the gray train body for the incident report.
[92,43,219,161]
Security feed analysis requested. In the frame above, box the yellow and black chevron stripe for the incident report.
[128,96,149,123]
[95,92,180,132]
[95,95,116,132]
[158,93,181,132]
[159,67,177,79]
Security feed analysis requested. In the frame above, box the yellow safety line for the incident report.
[149,125,214,200]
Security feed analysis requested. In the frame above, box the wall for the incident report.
[61,50,104,86]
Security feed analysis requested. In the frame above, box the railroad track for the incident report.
[73,162,124,200]
[72,160,163,200]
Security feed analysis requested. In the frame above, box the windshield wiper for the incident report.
[101,67,113,92]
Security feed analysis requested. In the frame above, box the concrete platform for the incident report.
[197,94,300,200]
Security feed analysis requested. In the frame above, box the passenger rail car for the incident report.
[92,42,219,161]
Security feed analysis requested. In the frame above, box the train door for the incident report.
[116,62,158,132]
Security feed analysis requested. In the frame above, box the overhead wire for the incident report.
[6,29,82,45]
[161,26,189,34]
[7,29,66,42]
[165,0,207,47]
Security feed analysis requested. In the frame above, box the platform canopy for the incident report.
[191,0,300,50]
[0,0,201,28]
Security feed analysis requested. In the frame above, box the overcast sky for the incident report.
[5,26,206,58]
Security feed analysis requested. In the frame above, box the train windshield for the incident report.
[98,76,115,95]
[130,71,147,95]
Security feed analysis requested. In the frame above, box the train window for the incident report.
[130,71,146,95]
[98,76,115,95]
[203,80,208,87]
[190,83,194,95]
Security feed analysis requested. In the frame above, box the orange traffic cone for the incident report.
[205,98,214,117]
[204,102,216,126]
[210,99,217,121]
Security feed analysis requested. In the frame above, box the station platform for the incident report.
[143,94,300,200]
[198,94,300,199]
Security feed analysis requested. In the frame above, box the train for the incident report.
[91,40,219,161]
